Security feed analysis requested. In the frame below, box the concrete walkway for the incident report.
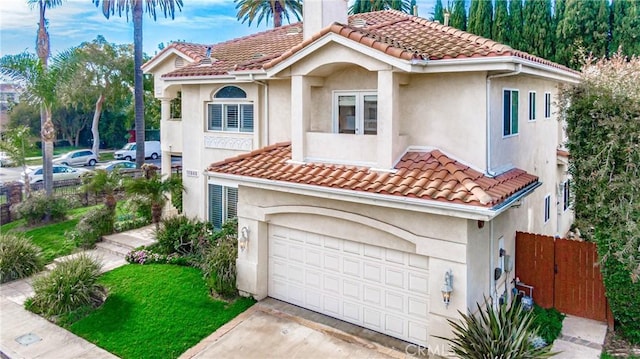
[0,225,156,359]
[551,315,608,358]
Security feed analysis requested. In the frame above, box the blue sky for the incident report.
[0,0,437,58]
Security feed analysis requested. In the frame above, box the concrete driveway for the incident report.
[180,299,407,359]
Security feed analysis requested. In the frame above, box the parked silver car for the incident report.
[21,164,89,184]
[96,160,136,172]
[53,149,98,166]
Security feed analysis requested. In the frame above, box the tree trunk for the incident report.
[75,127,83,147]
[36,0,53,199]
[152,202,162,231]
[274,5,282,28]
[133,2,145,168]
[92,93,105,155]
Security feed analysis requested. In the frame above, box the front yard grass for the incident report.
[1,206,93,263]
[69,264,255,359]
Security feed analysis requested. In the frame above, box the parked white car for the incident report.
[114,141,161,161]
[0,152,14,167]
[53,149,98,166]
[22,164,89,184]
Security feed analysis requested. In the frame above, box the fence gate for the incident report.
[515,232,609,323]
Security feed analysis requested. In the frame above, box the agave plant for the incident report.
[439,298,556,359]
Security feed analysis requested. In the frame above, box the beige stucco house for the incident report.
[143,2,578,351]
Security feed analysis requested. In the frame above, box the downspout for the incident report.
[249,74,269,147]
[489,220,495,307]
[486,64,522,176]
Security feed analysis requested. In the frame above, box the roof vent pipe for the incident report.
[444,11,450,26]
[413,5,418,16]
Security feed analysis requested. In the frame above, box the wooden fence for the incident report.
[515,232,611,324]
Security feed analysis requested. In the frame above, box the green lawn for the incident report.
[1,206,93,263]
[70,264,255,359]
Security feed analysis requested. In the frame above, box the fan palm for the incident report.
[92,0,183,168]
[82,169,123,213]
[27,0,65,196]
[234,0,302,28]
[349,0,413,14]
[124,172,184,230]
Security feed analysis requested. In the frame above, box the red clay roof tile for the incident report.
[207,143,538,208]
[154,10,574,79]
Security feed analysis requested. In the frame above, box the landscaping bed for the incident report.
[69,264,255,359]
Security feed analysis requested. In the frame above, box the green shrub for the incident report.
[26,253,104,318]
[440,298,555,359]
[14,191,70,225]
[201,220,238,298]
[600,253,640,343]
[171,176,183,213]
[0,232,44,283]
[120,194,152,223]
[68,206,115,249]
[532,305,565,344]
[155,216,212,256]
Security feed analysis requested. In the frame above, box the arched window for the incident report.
[207,86,253,132]
[214,86,247,99]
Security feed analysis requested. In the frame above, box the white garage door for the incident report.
[268,225,430,346]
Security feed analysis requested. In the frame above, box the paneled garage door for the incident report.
[268,225,430,346]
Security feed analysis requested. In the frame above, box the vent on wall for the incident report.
[286,27,302,35]
[350,18,367,28]
[174,57,185,68]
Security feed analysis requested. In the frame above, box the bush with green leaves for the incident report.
[68,206,114,249]
[0,232,44,283]
[154,215,212,256]
[14,190,70,225]
[201,219,238,298]
[532,305,565,344]
[125,249,188,266]
[26,254,105,319]
[440,298,555,359]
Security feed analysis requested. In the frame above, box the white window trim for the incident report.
[544,194,551,223]
[528,91,537,122]
[206,101,254,133]
[332,90,377,135]
[502,88,520,138]
[544,92,552,119]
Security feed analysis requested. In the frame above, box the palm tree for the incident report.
[92,0,183,168]
[234,0,302,28]
[28,0,64,196]
[349,0,413,14]
[82,169,123,213]
[125,171,184,230]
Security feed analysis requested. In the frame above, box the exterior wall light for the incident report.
[441,269,453,308]
[239,226,250,252]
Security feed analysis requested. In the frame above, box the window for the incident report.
[208,184,238,229]
[528,91,536,121]
[503,89,519,136]
[334,91,377,135]
[562,180,570,211]
[544,194,551,223]
[207,86,253,132]
[544,92,552,118]
[170,91,181,119]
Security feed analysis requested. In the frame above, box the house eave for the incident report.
[142,48,196,74]
[205,171,500,221]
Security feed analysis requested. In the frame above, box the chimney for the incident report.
[303,0,348,41]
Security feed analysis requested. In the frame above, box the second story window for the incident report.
[170,91,182,119]
[544,92,552,118]
[334,91,377,135]
[207,86,253,132]
[528,91,536,121]
[544,194,551,223]
[503,89,519,136]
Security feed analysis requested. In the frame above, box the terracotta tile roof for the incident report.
[557,149,570,157]
[158,24,303,78]
[207,143,539,208]
[153,10,574,79]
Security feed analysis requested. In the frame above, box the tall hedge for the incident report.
[561,53,640,343]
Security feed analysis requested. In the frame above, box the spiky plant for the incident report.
[440,298,556,359]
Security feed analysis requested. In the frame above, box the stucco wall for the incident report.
[399,72,488,169]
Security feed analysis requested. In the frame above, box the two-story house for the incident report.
[143,2,578,351]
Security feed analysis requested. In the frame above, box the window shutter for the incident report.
[209,184,223,228]
[208,104,222,130]
[226,105,239,130]
[226,187,238,221]
[240,104,254,132]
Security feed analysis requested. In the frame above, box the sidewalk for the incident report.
[551,315,608,358]
[0,225,156,359]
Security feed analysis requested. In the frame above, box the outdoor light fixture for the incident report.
[239,226,250,252]
[441,270,453,308]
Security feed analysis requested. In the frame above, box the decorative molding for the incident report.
[203,135,252,151]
